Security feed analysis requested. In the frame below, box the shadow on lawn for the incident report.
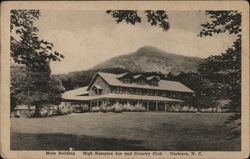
[11,132,151,151]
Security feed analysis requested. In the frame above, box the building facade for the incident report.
[62,72,195,112]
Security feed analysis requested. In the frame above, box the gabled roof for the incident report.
[133,74,146,80]
[116,72,129,79]
[96,72,194,93]
[146,76,160,81]
[93,84,102,89]
[62,86,89,99]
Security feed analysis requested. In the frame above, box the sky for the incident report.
[35,10,237,74]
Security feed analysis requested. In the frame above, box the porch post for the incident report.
[164,102,167,112]
[156,101,158,112]
[147,101,149,111]
[89,101,92,111]
[107,98,109,106]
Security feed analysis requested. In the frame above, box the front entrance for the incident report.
[148,102,156,111]
[158,102,165,111]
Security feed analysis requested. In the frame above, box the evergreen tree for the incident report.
[10,10,65,116]
[199,11,241,139]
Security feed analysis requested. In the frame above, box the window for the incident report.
[137,80,145,85]
[123,78,132,84]
[92,87,102,95]
[112,87,119,93]
[149,90,154,96]
[153,90,156,96]
[129,88,133,94]
[158,91,161,96]
[117,87,123,94]
[135,89,139,95]
[162,91,166,96]
[151,80,158,86]
[98,89,102,95]
[138,89,143,95]
[93,88,97,95]
[122,88,127,94]
[133,88,137,94]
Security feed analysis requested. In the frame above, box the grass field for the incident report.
[11,112,240,151]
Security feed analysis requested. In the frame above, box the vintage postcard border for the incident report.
[1,1,249,159]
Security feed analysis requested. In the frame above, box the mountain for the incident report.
[93,46,203,74]
[55,46,204,90]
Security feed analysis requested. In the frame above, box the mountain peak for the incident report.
[93,46,203,74]
[136,46,161,54]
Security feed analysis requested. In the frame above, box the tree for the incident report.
[10,10,65,116]
[106,10,170,31]
[11,10,64,66]
[199,11,241,139]
[166,72,174,80]
[10,65,27,111]
[198,11,241,108]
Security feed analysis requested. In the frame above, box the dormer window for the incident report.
[92,84,102,95]
[123,78,132,84]
[133,74,146,85]
[147,76,159,86]
[137,80,145,85]
[151,80,158,86]
[117,72,133,84]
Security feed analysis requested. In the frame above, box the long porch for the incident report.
[63,93,184,112]
[89,98,181,112]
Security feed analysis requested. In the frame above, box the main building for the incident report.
[62,72,195,112]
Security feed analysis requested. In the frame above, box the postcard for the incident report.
[1,1,249,159]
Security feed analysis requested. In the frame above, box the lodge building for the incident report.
[62,72,195,112]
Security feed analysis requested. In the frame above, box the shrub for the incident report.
[100,103,108,112]
[217,107,222,112]
[181,106,189,112]
[99,102,114,112]
[199,107,219,113]
[168,106,175,112]
[80,104,89,112]
[112,103,122,113]
[91,106,100,112]
[212,107,217,112]
[57,103,72,115]
[189,106,195,112]
[134,104,146,112]
[106,106,114,112]
[122,103,134,111]
[24,110,35,118]
[47,110,54,116]
[39,108,48,117]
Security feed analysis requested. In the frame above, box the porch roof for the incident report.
[63,93,183,103]
[62,86,89,99]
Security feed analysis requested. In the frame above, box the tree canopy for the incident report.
[10,10,65,116]
[199,11,241,37]
[198,11,241,109]
[106,10,170,31]
[198,11,241,139]
[10,10,64,67]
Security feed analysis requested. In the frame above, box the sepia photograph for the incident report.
[1,1,249,159]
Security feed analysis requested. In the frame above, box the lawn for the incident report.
[11,112,240,151]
